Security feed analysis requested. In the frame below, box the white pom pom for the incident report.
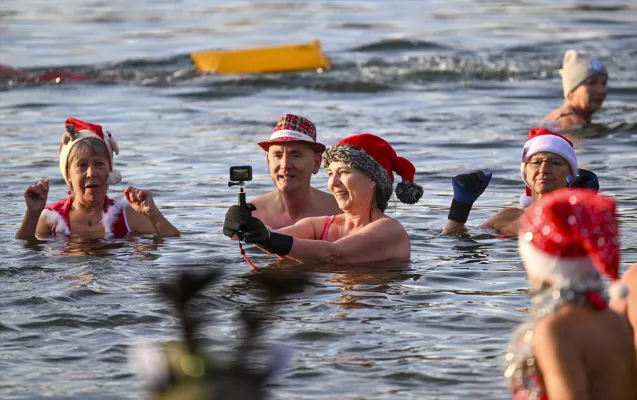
[519,194,533,208]
[610,282,629,299]
[107,169,122,185]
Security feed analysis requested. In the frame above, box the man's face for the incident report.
[524,152,571,196]
[266,142,321,192]
[569,74,608,113]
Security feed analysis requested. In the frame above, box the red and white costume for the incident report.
[43,118,128,238]
[41,197,130,238]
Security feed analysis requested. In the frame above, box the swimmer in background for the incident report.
[544,50,608,131]
[442,127,599,236]
[16,118,180,239]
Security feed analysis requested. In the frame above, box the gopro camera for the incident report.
[228,166,253,207]
[229,166,252,182]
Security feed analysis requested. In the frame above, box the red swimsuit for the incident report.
[41,197,130,238]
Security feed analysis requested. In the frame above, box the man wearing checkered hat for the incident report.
[249,114,341,229]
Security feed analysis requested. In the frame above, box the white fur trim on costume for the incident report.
[519,235,599,283]
[102,199,130,238]
[269,129,315,143]
[520,194,533,208]
[41,208,71,236]
[106,170,122,185]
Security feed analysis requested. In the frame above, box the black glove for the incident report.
[223,203,256,238]
[240,216,293,257]
[567,168,599,192]
[448,170,492,223]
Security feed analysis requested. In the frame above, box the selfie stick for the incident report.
[228,180,247,208]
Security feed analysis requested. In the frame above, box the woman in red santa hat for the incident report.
[505,188,636,400]
[223,133,424,265]
[16,118,180,239]
[443,127,600,236]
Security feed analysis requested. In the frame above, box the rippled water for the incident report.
[1,1,636,398]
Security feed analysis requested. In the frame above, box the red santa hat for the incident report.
[59,118,121,186]
[324,133,423,211]
[519,188,627,300]
[258,114,325,153]
[520,128,578,207]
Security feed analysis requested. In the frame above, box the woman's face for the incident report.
[524,152,571,196]
[568,74,608,113]
[326,161,376,212]
[68,152,110,203]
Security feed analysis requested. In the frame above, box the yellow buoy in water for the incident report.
[191,40,331,74]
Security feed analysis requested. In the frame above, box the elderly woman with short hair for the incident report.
[16,118,180,239]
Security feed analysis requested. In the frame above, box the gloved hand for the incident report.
[239,216,270,244]
[239,216,293,257]
[223,203,256,238]
[448,170,492,223]
[567,168,599,192]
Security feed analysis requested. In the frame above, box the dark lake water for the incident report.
[1,1,636,398]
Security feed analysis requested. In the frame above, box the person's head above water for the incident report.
[258,114,324,193]
[323,133,423,212]
[519,188,627,300]
[520,128,578,207]
[560,49,608,113]
[60,118,121,196]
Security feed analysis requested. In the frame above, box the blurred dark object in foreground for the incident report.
[129,269,310,400]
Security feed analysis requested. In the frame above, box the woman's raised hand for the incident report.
[123,186,157,217]
[24,179,49,213]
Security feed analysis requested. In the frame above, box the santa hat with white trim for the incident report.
[258,114,325,153]
[520,128,578,208]
[59,118,122,186]
[519,188,628,301]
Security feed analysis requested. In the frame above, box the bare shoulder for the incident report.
[249,191,277,209]
[534,308,586,345]
[366,216,407,235]
[482,207,523,233]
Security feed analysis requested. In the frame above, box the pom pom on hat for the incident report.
[519,188,622,296]
[610,282,629,300]
[324,134,423,210]
[59,118,121,186]
[519,127,578,207]
[560,49,608,98]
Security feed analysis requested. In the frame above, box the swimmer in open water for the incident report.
[544,50,608,131]
[224,134,424,265]
[442,127,600,236]
[16,118,180,239]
